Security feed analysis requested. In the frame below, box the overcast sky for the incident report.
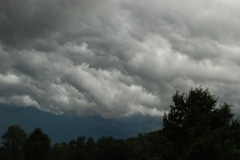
[0,0,240,121]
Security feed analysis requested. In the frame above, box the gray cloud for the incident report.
[0,0,240,118]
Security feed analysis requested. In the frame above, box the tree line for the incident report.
[1,87,240,160]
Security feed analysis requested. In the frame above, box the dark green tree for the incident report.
[1,125,27,160]
[96,136,128,160]
[162,87,239,159]
[73,136,86,160]
[85,137,97,160]
[24,128,51,160]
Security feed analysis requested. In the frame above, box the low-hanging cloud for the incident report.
[0,0,240,118]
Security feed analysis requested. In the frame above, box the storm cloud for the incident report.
[0,0,240,118]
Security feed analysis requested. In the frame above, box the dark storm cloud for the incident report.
[0,0,240,118]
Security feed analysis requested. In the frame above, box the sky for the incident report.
[0,0,240,143]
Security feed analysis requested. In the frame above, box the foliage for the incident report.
[24,128,51,160]
[1,125,27,160]
[1,87,240,160]
[162,87,239,159]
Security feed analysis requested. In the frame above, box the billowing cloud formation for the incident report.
[0,0,240,118]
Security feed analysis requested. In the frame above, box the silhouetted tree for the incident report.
[24,128,51,160]
[163,87,239,159]
[1,125,27,160]
[86,137,96,158]
[2,87,240,160]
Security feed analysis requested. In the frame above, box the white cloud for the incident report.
[0,95,40,108]
[66,64,161,117]
[0,73,20,85]
[0,0,240,118]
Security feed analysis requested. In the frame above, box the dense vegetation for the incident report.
[1,87,240,160]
